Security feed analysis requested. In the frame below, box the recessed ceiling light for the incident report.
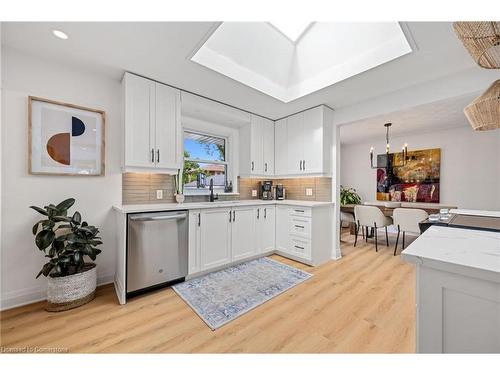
[52,29,68,40]
[269,21,312,42]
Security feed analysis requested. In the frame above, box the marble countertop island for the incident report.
[402,225,500,282]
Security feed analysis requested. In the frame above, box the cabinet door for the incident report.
[250,115,264,175]
[274,118,288,176]
[200,208,232,270]
[188,210,201,275]
[124,73,155,168]
[275,206,290,252]
[302,106,324,174]
[231,206,257,261]
[259,206,276,253]
[287,112,304,174]
[155,83,181,170]
[262,118,275,175]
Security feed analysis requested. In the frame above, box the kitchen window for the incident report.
[183,131,228,192]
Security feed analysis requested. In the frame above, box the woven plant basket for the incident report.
[46,264,97,312]
[453,22,500,69]
[464,80,500,131]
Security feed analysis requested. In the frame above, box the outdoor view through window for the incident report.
[183,131,227,191]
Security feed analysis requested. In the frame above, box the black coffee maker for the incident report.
[259,180,273,200]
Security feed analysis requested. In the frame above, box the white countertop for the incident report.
[113,199,334,213]
[450,209,500,218]
[402,226,500,281]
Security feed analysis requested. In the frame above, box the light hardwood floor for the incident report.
[0,232,416,353]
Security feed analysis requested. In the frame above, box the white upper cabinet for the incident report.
[262,118,275,175]
[240,115,275,176]
[286,112,304,175]
[276,105,332,176]
[123,72,181,173]
[274,118,288,176]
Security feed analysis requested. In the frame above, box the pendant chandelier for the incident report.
[453,22,500,69]
[464,79,500,131]
[370,123,408,169]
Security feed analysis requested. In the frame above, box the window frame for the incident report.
[182,129,229,194]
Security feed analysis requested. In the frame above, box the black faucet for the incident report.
[209,179,218,202]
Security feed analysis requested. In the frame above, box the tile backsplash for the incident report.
[122,173,332,204]
[238,177,332,201]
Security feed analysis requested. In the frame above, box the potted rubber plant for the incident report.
[30,198,102,312]
[340,185,362,206]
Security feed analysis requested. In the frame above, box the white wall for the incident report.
[1,47,122,309]
[340,126,500,210]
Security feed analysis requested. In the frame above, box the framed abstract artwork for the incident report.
[376,148,441,203]
[28,96,105,176]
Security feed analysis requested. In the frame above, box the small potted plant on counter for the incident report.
[340,185,362,206]
[174,169,185,203]
[30,198,102,312]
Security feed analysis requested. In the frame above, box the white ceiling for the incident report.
[1,22,478,119]
[192,22,411,102]
[339,93,476,145]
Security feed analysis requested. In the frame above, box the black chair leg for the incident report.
[354,221,359,247]
[402,231,406,250]
[385,226,389,246]
[394,226,400,256]
[374,223,378,252]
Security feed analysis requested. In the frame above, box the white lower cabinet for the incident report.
[275,206,289,252]
[188,203,332,276]
[258,205,276,254]
[231,206,257,261]
[199,208,232,271]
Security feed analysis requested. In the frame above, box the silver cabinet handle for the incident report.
[251,161,254,171]
[233,210,235,222]
[265,162,267,172]
[257,208,260,219]
[295,225,304,228]
[198,213,201,226]
[157,149,160,163]
[264,208,267,218]
[229,210,232,222]
[303,160,306,171]
[151,149,155,163]
[299,160,302,171]
[294,245,305,250]
[130,213,187,221]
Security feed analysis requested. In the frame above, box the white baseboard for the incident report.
[0,273,115,311]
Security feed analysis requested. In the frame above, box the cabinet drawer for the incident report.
[289,236,312,258]
[289,216,312,238]
[289,207,312,218]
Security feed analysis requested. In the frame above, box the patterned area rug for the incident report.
[172,257,312,330]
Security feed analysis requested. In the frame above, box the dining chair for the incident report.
[392,208,429,256]
[354,205,393,252]
[340,211,356,241]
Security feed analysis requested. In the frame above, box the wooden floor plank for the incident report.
[0,232,416,353]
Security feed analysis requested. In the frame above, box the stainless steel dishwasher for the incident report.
[127,211,188,296]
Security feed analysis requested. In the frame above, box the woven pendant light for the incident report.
[464,80,500,131]
[453,22,500,69]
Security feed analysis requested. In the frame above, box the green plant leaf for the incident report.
[53,216,72,222]
[35,230,55,250]
[30,206,48,216]
[36,263,54,278]
[72,211,81,225]
[32,222,39,235]
[56,198,75,212]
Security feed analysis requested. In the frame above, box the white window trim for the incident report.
[182,123,237,196]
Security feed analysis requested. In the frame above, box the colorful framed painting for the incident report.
[376,148,441,203]
[28,96,105,176]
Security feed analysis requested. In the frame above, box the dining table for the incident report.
[340,203,458,235]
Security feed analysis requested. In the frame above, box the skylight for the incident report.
[191,22,412,103]
[269,21,312,42]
